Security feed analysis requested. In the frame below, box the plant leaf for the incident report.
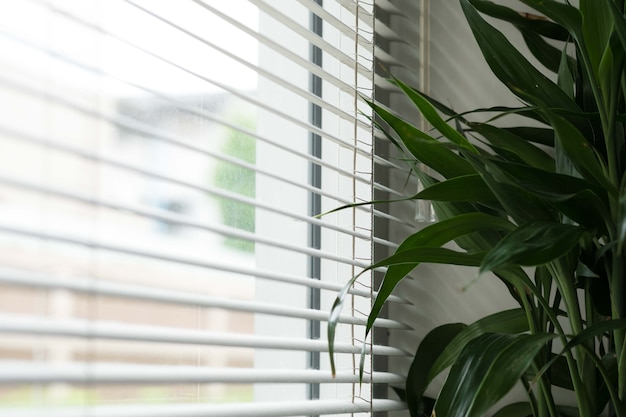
[556,406,583,417]
[521,28,564,73]
[469,122,555,171]
[492,402,534,417]
[328,247,484,375]
[480,221,587,274]
[391,386,406,402]
[561,318,626,359]
[404,85,546,124]
[415,174,497,202]
[504,126,554,147]
[580,0,613,77]
[516,0,603,113]
[558,43,576,99]
[598,33,623,113]
[393,78,477,152]
[367,100,475,178]
[427,309,530,384]
[607,0,626,55]
[365,213,514,338]
[406,323,467,417]
[619,171,626,252]
[532,319,626,393]
[596,354,619,415]
[470,0,569,40]
[543,110,615,195]
[482,158,611,232]
[462,0,579,112]
[434,332,556,417]
[549,355,575,391]
[517,0,583,43]
[465,152,557,224]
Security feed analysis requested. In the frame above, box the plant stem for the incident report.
[520,288,556,417]
[614,252,626,400]
[522,376,540,417]
[584,280,597,413]
[547,261,594,417]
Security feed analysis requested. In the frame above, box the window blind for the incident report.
[0,0,413,416]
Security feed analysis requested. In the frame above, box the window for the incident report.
[0,0,414,415]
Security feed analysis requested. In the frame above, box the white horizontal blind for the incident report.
[0,0,410,416]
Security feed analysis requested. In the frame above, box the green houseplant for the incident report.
[328,1,626,416]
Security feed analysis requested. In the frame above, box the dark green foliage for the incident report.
[327,1,626,416]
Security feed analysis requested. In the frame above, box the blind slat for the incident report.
[0,267,411,328]
[0,224,381,274]
[2,399,407,417]
[0,120,372,214]
[294,0,373,50]
[0,35,371,163]
[187,0,359,94]
[0,224,409,302]
[1,29,376,177]
[335,0,374,21]
[0,170,400,254]
[0,362,405,384]
[0,125,378,232]
[36,1,374,155]
[248,0,373,78]
[0,198,374,267]
[0,314,409,356]
[120,0,365,126]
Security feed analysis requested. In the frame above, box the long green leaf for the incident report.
[517,0,602,118]
[401,83,546,125]
[415,174,497,203]
[544,110,615,195]
[530,320,626,416]
[372,247,481,272]
[485,158,605,200]
[483,158,611,232]
[480,221,587,274]
[393,78,477,152]
[418,175,524,303]
[462,0,580,112]
[619,171,626,252]
[580,0,613,77]
[427,309,530,384]
[504,126,554,147]
[469,122,555,171]
[607,0,626,55]
[365,213,514,339]
[328,248,483,376]
[547,355,575,391]
[492,402,534,417]
[556,406,584,417]
[517,0,584,43]
[521,28,564,73]
[429,99,545,125]
[596,354,618,416]
[465,152,557,224]
[367,100,475,178]
[617,338,626,404]
[406,323,467,417]
[558,43,576,99]
[434,333,556,417]
[598,34,624,116]
[561,319,626,363]
[470,0,569,40]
